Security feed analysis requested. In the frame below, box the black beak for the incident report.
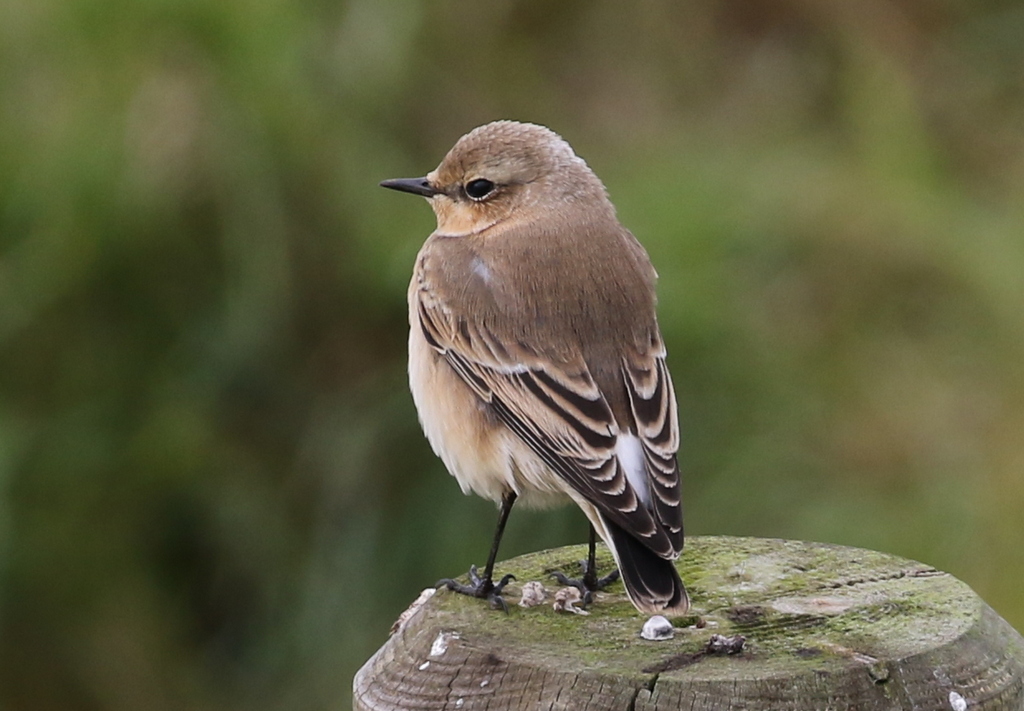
[379,177,440,198]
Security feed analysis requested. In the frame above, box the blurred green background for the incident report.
[2,0,1023,708]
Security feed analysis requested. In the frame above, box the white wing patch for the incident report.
[615,433,650,509]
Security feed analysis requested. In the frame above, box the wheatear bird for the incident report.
[381,121,689,616]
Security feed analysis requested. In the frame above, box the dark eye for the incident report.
[465,178,495,200]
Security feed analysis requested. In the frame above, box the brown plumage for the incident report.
[383,120,689,616]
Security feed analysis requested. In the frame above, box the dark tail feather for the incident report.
[603,516,689,615]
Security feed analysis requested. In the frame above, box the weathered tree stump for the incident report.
[353,536,1024,710]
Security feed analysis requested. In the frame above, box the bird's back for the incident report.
[418,208,661,424]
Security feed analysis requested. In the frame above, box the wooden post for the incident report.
[353,536,1024,710]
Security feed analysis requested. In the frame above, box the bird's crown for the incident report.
[432,121,582,189]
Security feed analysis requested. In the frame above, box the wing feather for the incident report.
[622,350,683,552]
[417,287,679,558]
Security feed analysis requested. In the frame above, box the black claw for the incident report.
[551,558,620,608]
[594,568,620,589]
[550,570,579,587]
[489,592,510,613]
[494,573,516,592]
[436,568,516,613]
[487,573,516,613]
[582,558,620,591]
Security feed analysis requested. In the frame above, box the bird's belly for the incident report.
[408,325,569,509]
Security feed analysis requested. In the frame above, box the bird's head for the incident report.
[380,121,611,237]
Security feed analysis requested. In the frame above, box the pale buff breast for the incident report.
[407,290,571,510]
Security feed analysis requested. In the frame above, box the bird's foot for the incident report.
[551,558,620,607]
[436,565,516,613]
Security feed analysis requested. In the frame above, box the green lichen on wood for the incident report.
[357,537,1024,711]
[422,536,981,679]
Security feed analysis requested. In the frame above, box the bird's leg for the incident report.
[551,525,620,607]
[436,491,517,612]
[581,525,622,591]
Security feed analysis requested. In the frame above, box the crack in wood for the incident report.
[820,567,943,589]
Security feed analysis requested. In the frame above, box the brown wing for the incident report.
[622,346,683,554]
[416,287,680,559]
